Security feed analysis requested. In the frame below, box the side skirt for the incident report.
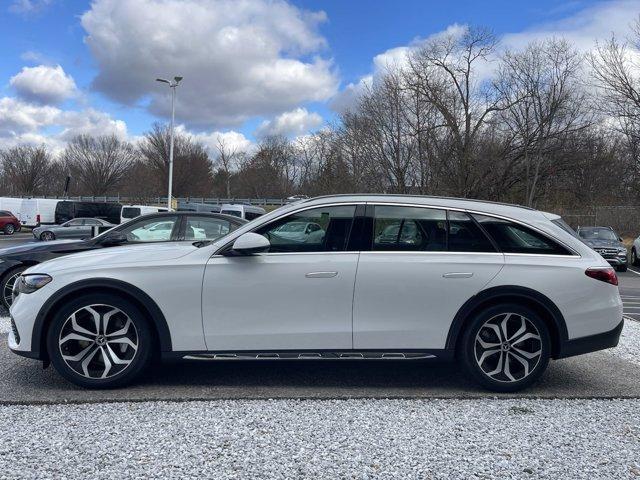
[162,349,455,361]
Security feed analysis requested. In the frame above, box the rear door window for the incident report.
[473,214,571,255]
[372,206,446,251]
[448,211,496,252]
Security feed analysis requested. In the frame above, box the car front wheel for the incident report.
[0,266,26,309]
[46,293,153,388]
[4,224,15,235]
[460,304,551,392]
[40,231,55,241]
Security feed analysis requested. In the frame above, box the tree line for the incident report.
[2,22,640,210]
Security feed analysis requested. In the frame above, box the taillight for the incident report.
[585,267,618,286]
[36,214,40,224]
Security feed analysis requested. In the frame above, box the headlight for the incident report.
[16,274,52,294]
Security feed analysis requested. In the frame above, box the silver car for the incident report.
[32,218,115,241]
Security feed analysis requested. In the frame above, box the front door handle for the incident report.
[305,271,338,278]
[443,272,474,278]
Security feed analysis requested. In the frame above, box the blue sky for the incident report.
[0,0,638,154]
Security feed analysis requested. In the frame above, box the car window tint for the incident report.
[84,219,101,226]
[473,214,570,255]
[245,211,263,220]
[117,215,179,243]
[185,217,232,240]
[448,211,496,252]
[255,205,356,253]
[372,206,446,251]
[67,219,84,226]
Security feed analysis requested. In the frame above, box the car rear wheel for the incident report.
[46,293,153,388]
[0,266,26,309]
[3,224,15,235]
[40,231,55,241]
[460,304,551,392]
[632,248,639,266]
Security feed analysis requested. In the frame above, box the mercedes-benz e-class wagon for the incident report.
[8,195,623,392]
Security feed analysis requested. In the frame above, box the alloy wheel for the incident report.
[5,225,15,235]
[58,304,139,379]
[3,272,21,307]
[41,232,54,241]
[474,312,542,383]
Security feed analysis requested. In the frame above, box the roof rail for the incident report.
[300,193,537,211]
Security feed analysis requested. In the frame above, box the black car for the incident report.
[577,226,628,272]
[0,212,246,308]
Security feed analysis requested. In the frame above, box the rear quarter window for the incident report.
[473,214,572,255]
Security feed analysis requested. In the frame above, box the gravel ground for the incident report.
[0,399,639,479]
[1,318,639,479]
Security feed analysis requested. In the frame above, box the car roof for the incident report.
[297,194,546,222]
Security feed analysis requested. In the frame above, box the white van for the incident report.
[219,203,266,221]
[20,198,61,227]
[0,197,25,219]
[120,205,171,224]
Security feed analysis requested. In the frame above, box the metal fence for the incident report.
[16,195,288,207]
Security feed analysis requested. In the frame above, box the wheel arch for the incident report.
[31,278,172,361]
[446,286,568,358]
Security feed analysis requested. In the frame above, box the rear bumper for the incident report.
[557,318,624,359]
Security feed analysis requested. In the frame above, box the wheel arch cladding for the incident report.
[33,278,172,360]
[446,286,568,358]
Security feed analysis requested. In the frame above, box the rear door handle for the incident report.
[443,272,474,278]
[305,271,338,278]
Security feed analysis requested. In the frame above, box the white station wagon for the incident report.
[8,195,623,391]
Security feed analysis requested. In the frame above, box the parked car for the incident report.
[0,212,246,309]
[55,200,122,225]
[0,210,21,235]
[220,203,266,220]
[32,218,115,241]
[120,205,171,224]
[272,221,323,242]
[577,226,628,272]
[7,195,622,391]
[631,236,640,267]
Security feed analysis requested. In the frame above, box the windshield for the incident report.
[578,228,618,241]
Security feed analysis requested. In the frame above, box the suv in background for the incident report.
[577,226,628,272]
[0,210,20,235]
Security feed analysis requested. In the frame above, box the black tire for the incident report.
[3,224,15,235]
[46,293,153,388]
[0,265,27,310]
[617,264,628,272]
[459,303,551,393]
[632,248,640,267]
[40,231,55,241]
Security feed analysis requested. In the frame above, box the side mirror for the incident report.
[100,232,128,246]
[230,233,270,255]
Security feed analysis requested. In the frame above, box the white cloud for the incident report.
[502,0,640,52]
[255,107,323,138]
[80,0,338,128]
[10,65,77,105]
[331,2,640,112]
[0,97,127,155]
[8,0,53,15]
[185,128,254,154]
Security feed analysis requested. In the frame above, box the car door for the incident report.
[59,219,85,238]
[202,204,360,351]
[352,205,505,350]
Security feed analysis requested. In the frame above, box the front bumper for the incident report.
[557,318,624,359]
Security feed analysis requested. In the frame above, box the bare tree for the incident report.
[589,17,640,135]
[406,26,513,197]
[62,135,136,196]
[0,145,52,196]
[498,39,591,206]
[138,123,214,198]
[213,138,242,198]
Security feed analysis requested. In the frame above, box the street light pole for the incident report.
[156,76,183,210]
